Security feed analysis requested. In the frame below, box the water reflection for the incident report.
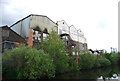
[53,65,120,81]
[97,74,119,81]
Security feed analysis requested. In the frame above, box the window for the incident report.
[3,40,14,49]
[33,30,41,42]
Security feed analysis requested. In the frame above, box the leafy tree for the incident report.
[109,53,120,65]
[35,30,69,73]
[2,45,55,79]
[68,56,80,71]
[78,53,97,69]
[98,57,111,67]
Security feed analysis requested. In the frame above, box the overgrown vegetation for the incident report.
[35,31,69,74]
[2,45,55,79]
[109,53,120,64]
[2,30,120,79]
[68,56,80,71]
[78,52,120,70]
[98,57,111,67]
[78,53,97,69]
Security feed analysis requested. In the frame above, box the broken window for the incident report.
[43,28,49,39]
[2,40,14,50]
[33,31,41,42]
[33,27,41,43]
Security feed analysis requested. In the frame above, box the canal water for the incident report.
[53,65,120,81]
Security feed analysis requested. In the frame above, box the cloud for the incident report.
[97,19,107,29]
[0,0,118,52]
[0,0,27,26]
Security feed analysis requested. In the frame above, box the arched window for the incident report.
[43,28,49,38]
[33,26,41,42]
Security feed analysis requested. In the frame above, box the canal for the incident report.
[52,65,120,81]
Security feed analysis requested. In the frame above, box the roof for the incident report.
[57,20,69,26]
[1,25,26,42]
[10,14,57,27]
[0,25,8,28]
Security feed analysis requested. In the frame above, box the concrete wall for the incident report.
[11,14,58,39]
[11,16,31,38]
[30,15,57,33]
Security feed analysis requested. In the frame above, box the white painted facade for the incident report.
[57,20,69,35]
[77,29,87,43]
[57,20,87,43]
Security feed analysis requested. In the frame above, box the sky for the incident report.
[0,0,119,52]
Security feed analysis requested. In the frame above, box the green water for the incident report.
[53,65,120,81]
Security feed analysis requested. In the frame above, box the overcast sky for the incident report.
[0,0,119,52]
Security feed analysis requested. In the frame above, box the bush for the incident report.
[94,59,101,68]
[78,53,97,69]
[109,53,120,65]
[68,56,80,71]
[98,58,111,67]
[35,31,69,74]
[118,53,120,64]
[2,45,55,79]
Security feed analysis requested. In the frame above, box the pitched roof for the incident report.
[10,14,57,27]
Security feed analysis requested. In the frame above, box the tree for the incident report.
[35,30,69,73]
[2,45,55,79]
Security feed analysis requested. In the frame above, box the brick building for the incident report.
[0,26,26,53]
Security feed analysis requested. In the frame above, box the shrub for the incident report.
[98,58,111,67]
[94,59,101,68]
[103,53,111,60]
[35,31,69,74]
[118,53,120,64]
[2,45,55,79]
[78,53,97,69]
[68,56,80,71]
[109,53,119,65]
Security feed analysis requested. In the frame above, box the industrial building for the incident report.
[57,20,88,55]
[1,14,88,55]
[0,25,26,53]
[10,14,58,46]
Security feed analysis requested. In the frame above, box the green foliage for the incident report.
[78,52,112,69]
[35,30,69,74]
[102,52,111,60]
[68,56,80,71]
[109,53,120,64]
[2,29,120,79]
[94,58,101,68]
[2,45,55,79]
[98,58,111,67]
[0,54,2,72]
[118,52,120,64]
[78,53,97,69]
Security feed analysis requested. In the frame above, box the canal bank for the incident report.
[52,65,120,80]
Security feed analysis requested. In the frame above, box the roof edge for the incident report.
[10,14,57,28]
